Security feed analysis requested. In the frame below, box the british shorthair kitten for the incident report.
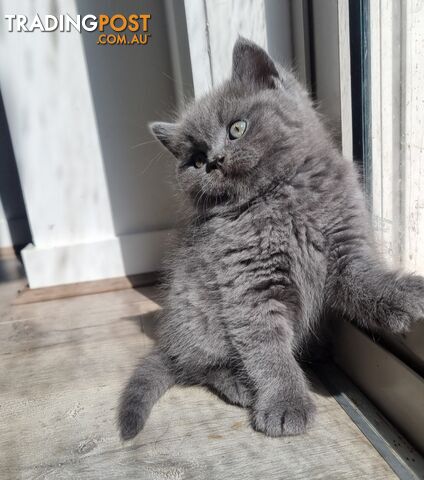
[118,38,424,439]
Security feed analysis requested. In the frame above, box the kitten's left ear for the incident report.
[232,37,279,89]
[150,121,179,157]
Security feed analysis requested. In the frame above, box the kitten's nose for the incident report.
[206,155,225,173]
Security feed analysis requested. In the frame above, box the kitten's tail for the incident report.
[118,348,175,440]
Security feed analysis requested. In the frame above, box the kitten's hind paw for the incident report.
[117,349,175,440]
[118,394,149,441]
[119,411,143,441]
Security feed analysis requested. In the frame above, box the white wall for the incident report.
[0,0,178,286]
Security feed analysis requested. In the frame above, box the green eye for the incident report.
[229,120,247,140]
[192,154,205,169]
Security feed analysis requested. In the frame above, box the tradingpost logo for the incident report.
[4,13,151,46]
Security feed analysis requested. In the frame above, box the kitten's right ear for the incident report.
[150,122,178,156]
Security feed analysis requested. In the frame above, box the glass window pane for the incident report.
[369,1,424,273]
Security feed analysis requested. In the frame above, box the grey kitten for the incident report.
[118,38,424,439]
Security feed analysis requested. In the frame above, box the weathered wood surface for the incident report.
[0,262,397,479]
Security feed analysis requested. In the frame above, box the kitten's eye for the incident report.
[229,120,247,140]
[192,154,205,169]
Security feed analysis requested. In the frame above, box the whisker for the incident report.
[137,151,165,177]
[161,71,194,90]
[130,139,157,150]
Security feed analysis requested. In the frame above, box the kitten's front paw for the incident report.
[378,275,424,334]
[380,309,414,334]
[251,394,316,437]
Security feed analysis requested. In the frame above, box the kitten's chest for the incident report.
[199,203,326,287]
[203,207,292,277]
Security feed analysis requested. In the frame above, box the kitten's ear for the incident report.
[232,37,279,89]
[150,122,179,156]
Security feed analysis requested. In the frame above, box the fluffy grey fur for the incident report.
[118,38,424,439]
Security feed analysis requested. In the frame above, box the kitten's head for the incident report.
[151,38,320,208]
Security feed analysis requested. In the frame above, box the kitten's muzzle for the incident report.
[206,155,225,174]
